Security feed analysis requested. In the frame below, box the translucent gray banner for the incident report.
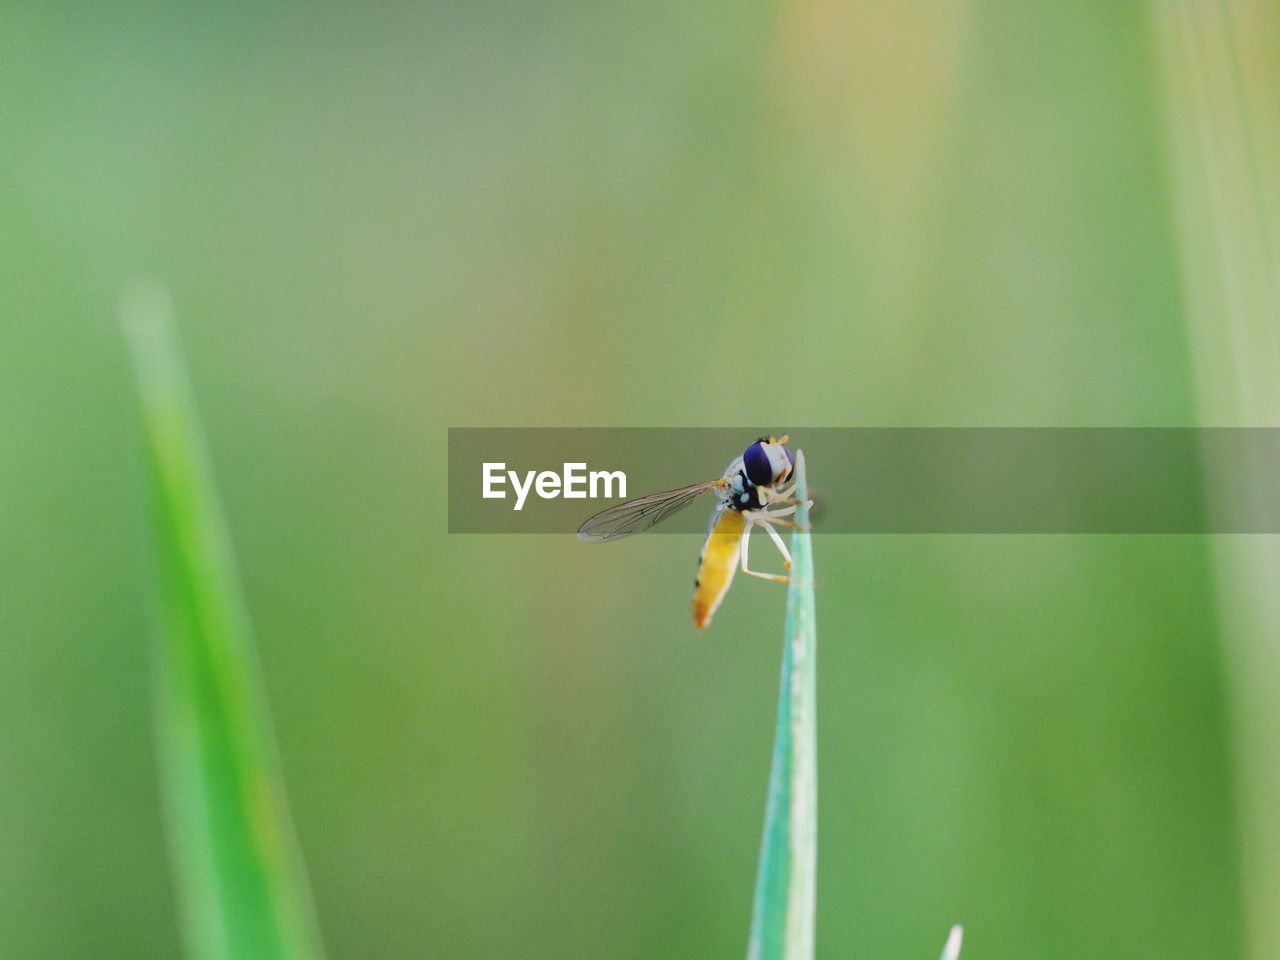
[447,428,1280,533]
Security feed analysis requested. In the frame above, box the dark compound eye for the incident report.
[743,441,773,486]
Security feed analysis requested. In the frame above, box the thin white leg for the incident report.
[740,520,788,584]
[756,519,793,569]
[766,496,814,513]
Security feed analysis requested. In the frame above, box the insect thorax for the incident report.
[723,467,765,512]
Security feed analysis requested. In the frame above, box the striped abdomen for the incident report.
[692,508,745,628]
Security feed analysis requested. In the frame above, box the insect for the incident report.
[578,436,807,628]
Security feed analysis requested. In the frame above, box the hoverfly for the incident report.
[578,436,807,628]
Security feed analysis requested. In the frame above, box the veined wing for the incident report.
[577,479,729,542]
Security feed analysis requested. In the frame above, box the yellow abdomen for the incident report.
[692,509,745,628]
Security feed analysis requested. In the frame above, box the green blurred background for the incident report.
[4,2,1279,958]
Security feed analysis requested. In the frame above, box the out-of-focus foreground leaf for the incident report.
[121,283,325,960]
[1152,4,1280,957]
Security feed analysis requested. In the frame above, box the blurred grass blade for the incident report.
[1151,4,1280,957]
[121,282,325,960]
[939,924,964,960]
[747,450,816,960]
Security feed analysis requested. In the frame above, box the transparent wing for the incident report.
[577,479,728,542]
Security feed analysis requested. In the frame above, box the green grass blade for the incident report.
[1151,5,1280,956]
[939,924,964,960]
[747,450,817,960]
[120,282,326,960]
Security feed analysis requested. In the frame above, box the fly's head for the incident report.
[742,435,794,491]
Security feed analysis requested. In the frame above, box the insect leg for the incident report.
[767,497,814,510]
[740,519,789,584]
[754,517,793,569]
[759,503,810,531]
